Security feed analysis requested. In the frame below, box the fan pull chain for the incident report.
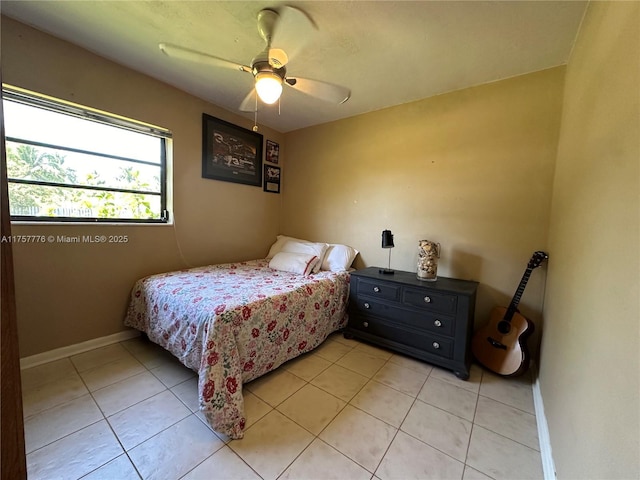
[253,94,259,132]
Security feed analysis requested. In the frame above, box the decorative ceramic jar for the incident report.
[417,239,440,281]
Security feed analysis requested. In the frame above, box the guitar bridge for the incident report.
[487,337,508,350]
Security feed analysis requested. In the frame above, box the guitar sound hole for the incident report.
[497,321,511,334]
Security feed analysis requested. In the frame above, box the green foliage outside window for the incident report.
[7,144,161,220]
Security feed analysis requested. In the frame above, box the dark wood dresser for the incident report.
[345,267,478,379]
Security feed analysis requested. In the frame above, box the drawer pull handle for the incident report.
[373,286,380,293]
[424,296,432,303]
[432,342,440,349]
[434,320,442,327]
[363,321,369,328]
[364,302,371,309]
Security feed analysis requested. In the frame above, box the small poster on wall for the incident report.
[264,165,281,194]
[266,140,279,164]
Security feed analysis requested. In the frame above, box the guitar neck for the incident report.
[504,268,533,321]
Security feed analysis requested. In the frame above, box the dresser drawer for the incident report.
[357,279,400,302]
[350,298,455,336]
[403,287,457,314]
[349,315,453,359]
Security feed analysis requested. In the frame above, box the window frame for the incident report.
[2,85,171,224]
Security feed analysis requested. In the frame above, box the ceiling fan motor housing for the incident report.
[251,60,286,81]
[257,9,279,44]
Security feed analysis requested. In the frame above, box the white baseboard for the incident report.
[20,330,141,370]
[532,365,557,480]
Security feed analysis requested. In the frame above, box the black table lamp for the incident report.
[379,229,395,274]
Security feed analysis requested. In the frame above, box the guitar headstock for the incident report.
[528,251,549,269]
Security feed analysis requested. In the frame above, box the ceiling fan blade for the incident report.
[285,77,351,104]
[270,6,318,66]
[239,89,258,112]
[159,43,251,72]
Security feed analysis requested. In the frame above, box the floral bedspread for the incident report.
[124,259,350,439]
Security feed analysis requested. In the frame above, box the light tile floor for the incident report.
[22,332,543,480]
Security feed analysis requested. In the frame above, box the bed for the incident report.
[124,247,354,439]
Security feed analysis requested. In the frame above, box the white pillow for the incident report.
[321,244,359,272]
[266,235,295,259]
[280,240,327,273]
[269,252,318,276]
[266,235,313,258]
[266,235,328,273]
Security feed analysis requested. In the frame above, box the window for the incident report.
[2,85,171,223]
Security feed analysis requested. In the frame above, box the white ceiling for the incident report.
[1,1,587,133]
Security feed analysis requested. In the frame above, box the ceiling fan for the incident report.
[159,6,351,113]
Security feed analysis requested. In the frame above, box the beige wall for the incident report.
[540,2,640,478]
[2,17,285,357]
[5,5,639,475]
[283,67,565,341]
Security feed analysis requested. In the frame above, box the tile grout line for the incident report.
[228,338,349,475]
[271,335,378,478]
[303,360,375,474]
[370,359,433,478]
[110,341,224,480]
[476,390,537,416]
[462,370,483,473]
[24,334,543,480]
[75,341,205,479]
[28,347,144,480]
[24,339,198,479]
[83,343,152,480]
[279,343,539,480]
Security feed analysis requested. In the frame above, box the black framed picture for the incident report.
[202,113,263,186]
[264,165,281,194]
[266,140,280,164]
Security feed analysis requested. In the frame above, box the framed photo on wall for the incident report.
[202,113,263,186]
[266,139,280,164]
[264,164,281,194]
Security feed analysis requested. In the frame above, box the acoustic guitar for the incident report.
[472,251,548,376]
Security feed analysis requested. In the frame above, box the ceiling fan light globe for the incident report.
[255,73,283,104]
